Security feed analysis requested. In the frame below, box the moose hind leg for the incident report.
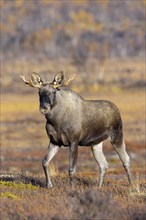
[42,144,60,188]
[91,142,108,188]
[111,138,132,186]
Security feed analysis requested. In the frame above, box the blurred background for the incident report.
[1,0,145,175]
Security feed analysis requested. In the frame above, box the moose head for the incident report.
[20,71,75,115]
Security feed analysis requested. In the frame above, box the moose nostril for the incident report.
[40,103,51,114]
[40,105,50,114]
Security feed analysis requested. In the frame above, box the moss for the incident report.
[0,192,19,200]
[0,181,39,190]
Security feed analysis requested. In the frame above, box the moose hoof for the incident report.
[46,183,53,188]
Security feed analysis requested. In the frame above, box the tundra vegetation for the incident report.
[1,0,145,219]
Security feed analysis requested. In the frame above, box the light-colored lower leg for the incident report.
[42,144,60,188]
[112,141,132,186]
[91,142,108,188]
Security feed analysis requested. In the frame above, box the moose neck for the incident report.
[45,89,72,122]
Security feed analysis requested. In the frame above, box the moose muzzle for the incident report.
[40,105,51,115]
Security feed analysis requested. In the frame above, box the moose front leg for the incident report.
[68,142,78,182]
[42,144,60,188]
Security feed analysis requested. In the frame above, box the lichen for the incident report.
[0,181,39,190]
[0,192,19,200]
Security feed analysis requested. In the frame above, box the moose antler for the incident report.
[20,73,43,88]
[64,73,76,86]
[50,72,75,88]
[20,75,33,87]
[20,72,75,89]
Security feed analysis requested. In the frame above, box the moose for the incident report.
[20,72,132,188]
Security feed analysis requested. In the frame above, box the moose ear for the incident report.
[20,72,43,88]
[52,71,65,87]
[30,72,43,87]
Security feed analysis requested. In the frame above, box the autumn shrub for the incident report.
[73,189,120,220]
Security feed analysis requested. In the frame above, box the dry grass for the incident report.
[0,170,146,220]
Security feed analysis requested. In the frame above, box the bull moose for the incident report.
[20,72,132,188]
